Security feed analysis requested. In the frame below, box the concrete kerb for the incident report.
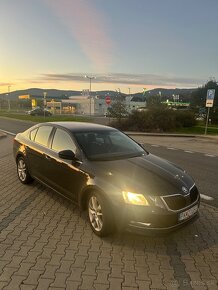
[0,132,7,139]
[125,131,196,138]
[126,131,218,142]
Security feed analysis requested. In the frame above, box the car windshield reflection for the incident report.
[74,130,146,161]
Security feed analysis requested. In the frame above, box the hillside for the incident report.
[0,87,196,101]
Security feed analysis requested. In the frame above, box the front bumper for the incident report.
[112,198,200,233]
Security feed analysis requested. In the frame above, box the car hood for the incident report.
[84,153,194,197]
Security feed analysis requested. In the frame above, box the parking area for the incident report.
[0,135,218,290]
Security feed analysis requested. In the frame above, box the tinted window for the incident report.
[34,126,53,147]
[74,130,145,160]
[29,128,38,141]
[52,128,76,152]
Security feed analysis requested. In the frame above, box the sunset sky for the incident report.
[0,0,218,94]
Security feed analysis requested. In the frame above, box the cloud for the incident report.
[38,72,205,88]
[0,82,13,87]
[44,0,113,71]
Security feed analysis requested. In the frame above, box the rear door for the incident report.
[26,125,54,183]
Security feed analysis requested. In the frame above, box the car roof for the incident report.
[42,122,116,133]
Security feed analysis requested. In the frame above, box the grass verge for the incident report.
[175,126,218,135]
[0,112,91,123]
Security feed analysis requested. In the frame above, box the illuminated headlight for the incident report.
[122,191,150,206]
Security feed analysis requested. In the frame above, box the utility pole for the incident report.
[85,75,96,117]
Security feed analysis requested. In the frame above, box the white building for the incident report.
[61,96,94,115]
[125,96,146,113]
[61,95,146,115]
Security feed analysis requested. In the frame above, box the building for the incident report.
[59,95,146,116]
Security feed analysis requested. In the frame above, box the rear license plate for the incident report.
[178,205,198,221]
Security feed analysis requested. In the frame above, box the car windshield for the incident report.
[74,130,146,161]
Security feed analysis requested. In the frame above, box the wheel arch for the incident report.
[16,152,25,163]
[79,185,109,211]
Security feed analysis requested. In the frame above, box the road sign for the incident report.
[105,96,111,105]
[205,89,215,135]
[31,99,37,108]
[206,89,215,107]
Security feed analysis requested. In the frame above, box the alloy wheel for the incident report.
[17,159,27,182]
[88,196,103,232]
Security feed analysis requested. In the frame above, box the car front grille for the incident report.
[162,185,199,211]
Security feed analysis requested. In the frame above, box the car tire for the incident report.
[17,156,33,184]
[87,191,114,237]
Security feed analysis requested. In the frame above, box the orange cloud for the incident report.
[44,0,113,72]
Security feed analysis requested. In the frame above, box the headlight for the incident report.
[122,191,150,206]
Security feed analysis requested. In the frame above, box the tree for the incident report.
[190,79,218,109]
[107,94,128,124]
[146,94,166,109]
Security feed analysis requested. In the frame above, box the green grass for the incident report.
[175,125,218,135]
[0,112,92,123]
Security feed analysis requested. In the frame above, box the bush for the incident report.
[112,108,196,132]
[210,109,218,124]
[174,111,197,127]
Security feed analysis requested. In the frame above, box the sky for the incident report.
[0,0,218,94]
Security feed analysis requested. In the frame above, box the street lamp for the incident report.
[43,92,47,118]
[7,85,11,111]
[85,75,96,117]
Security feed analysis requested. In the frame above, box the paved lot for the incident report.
[0,135,218,290]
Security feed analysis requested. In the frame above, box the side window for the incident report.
[34,126,53,147]
[29,128,38,141]
[51,128,76,152]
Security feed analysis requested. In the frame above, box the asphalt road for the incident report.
[142,144,218,207]
[0,116,33,134]
[0,116,217,207]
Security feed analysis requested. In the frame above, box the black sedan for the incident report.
[27,107,52,116]
[13,122,200,236]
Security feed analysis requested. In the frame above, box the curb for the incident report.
[125,132,196,138]
[0,129,16,136]
[126,132,218,141]
[0,132,7,139]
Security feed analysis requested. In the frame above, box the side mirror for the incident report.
[58,150,75,160]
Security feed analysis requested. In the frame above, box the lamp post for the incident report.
[85,75,95,117]
[43,92,47,118]
[7,85,11,111]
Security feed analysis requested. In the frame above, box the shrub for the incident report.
[112,108,196,132]
[174,111,196,127]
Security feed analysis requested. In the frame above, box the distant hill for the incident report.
[0,87,197,101]
[133,88,196,97]
[0,88,81,100]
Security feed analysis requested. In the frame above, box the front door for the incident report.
[46,128,88,201]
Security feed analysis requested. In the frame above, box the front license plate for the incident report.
[178,205,198,221]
